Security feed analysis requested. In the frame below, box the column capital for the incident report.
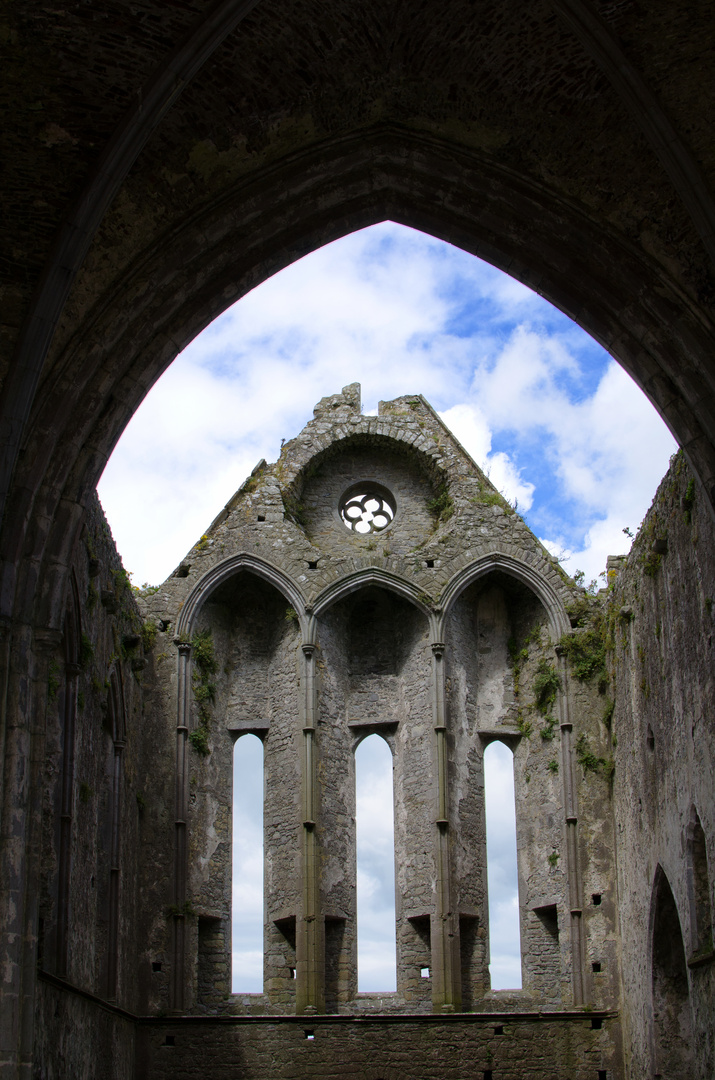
[431,641,446,657]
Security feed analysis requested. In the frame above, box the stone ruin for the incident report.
[30,384,714,1077]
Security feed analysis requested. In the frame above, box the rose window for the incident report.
[340,484,396,534]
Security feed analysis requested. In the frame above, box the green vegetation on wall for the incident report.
[189,628,218,756]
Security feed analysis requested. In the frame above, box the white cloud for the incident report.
[439,403,493,465]
[439,403,536,512]
[98,222,678,992]
[356,735,397,992]
[531,362,676,579]
[99,222,675,588]
[484,741,521,990]
[233,735,264,993]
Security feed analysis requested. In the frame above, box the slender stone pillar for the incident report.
[296,641,324,1014]
[171,640,192,1014]
[106,734,125,1001]
[56,659,81,977]
[429,641,461,1013]
[556,644,586,1005]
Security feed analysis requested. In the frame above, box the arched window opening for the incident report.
[651,867,693,1078]
[686,807,713,956]
[355,734,396,992]
[232,733,264,993]
[484,740,522,990]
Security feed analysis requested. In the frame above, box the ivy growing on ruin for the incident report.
[427,486,454,524]
[189,628,218,756]
[532,659,561,741]
[558,616,608,688]
[575,734,615,781]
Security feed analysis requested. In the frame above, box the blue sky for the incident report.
[355,735,397,992]
[99,221,677,996]
[99,221,676,589]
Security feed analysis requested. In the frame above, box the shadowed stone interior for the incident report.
[20,383,714,1078]
[2,7,715,1073]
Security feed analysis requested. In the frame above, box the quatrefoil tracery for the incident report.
[340,486,396,534]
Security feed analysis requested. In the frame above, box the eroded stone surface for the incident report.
[22,389,715,1079]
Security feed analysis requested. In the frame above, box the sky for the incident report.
[233,734,519,994]
[232,734,264,994]
[98,220,677,590]
[355,735,397,992]
[101,221,678,997]
[232,732,399,994]
[484,741,521,989]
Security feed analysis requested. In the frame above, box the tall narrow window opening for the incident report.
[355,734,396,992]
[232,733,264,993]
[484,740,522,989]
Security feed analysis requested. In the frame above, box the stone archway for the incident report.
[2,6,715,1075]
[650,866,694,1080]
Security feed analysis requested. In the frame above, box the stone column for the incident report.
[56,658,81,977]
[170,639,192,1014]
[430,640,461,1013]
[106,734,125,1001]
[296,641,324,1014]
[556,644,586,1005]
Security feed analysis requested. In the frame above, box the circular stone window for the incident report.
[340,483,396,534]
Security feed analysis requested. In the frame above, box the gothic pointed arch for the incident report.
[312,568,436,638]
[650,865,694,1079]
[175,553,309,639]
[439,552,571,640]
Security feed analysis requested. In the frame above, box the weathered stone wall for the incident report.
[134,1012,619,1080]
[610,454,715,1080]
[34,977,135,1080]
[317,587,434,1010]
[34,494,147,1067]
[4,4,715,1072]
[132,387,625,1051]
[42,390,715,1080]
[446,575,567,1006]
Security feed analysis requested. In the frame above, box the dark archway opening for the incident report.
[651,867,694,1079]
